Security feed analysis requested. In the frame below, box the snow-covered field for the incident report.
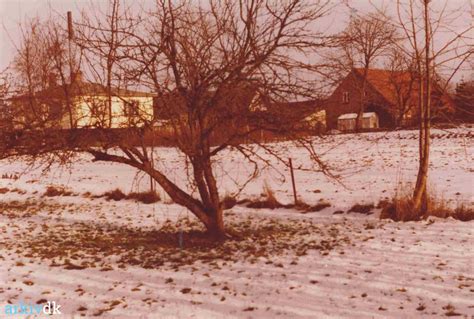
[0,128,473,318]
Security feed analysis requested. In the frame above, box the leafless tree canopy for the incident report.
[2,0,334,238]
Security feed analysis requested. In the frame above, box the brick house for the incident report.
[324,68,455,129]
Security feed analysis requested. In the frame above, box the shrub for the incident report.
[312,202,331,212]
[452,204,474,222]
[127,190,161,204]
[102,189,126,201]
[44,186,73,197]
[221,195,237,210]
[304,201,331,212]
[101,189,160,204]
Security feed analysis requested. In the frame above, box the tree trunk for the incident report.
[148,154,226,238]
[356,67,369,132]
[203,206,225,239]
[412,0,431,214]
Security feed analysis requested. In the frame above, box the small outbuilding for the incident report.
[303,110,326,133]
[337,112,379,131]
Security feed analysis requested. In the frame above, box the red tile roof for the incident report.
[352,68,454,111]
[353,68,417,106]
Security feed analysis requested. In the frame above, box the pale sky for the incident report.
[1,0,472,82]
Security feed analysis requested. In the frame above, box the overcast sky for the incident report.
[1,0,472,82]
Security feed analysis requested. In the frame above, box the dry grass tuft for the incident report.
[247,184,285,209]
[453,204,474,222]
[380,192,474,222]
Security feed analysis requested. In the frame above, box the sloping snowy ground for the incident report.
[0,128,473,318]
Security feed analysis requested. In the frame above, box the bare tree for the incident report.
[394,0,472,212]
[9,17,82,131]
[8,0,334,238]
[333,11,397,129]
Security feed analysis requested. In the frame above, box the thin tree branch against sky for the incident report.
[1,0,472,82]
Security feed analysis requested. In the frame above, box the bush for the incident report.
[127,190,160,204]
[453,204,474,222]
[101,189,160,204]
[297,200,331,212]
[380,193,474,222]
[221,195,237,210]
[102,189,126,201]
[44,186,73,197]
[308,202,331,212]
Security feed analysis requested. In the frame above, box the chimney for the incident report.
[70,71,84,85]
[48,73,57,88]
[67,11,74,40]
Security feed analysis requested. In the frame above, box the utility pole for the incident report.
[66,11,75,129]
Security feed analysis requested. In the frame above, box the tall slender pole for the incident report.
[67,11,74,81]
[66,11,74,129]
[289,158,298,205]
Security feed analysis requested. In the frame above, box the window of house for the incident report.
[89,100,108,127]
[124,100,140,117]
[342,91,350,103]
[39,103,50,121]
[403,108,413,119]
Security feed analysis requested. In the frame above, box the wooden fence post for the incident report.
[289,158,298,205]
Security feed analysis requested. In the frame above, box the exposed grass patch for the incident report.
[291,200,331,213]
[0,200,71,218]
[305,201,331,212]
[1,173,19,180]
[44,186,73,197]
[11,215,352,270]
[348,203,375,215]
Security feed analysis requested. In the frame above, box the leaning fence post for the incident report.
[289,158,298,205]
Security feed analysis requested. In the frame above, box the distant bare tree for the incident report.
[385,49,417,126]
[10,17,82,131]
[332,12,397,129]
[0,68,13,132]
[75,0,136,128]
